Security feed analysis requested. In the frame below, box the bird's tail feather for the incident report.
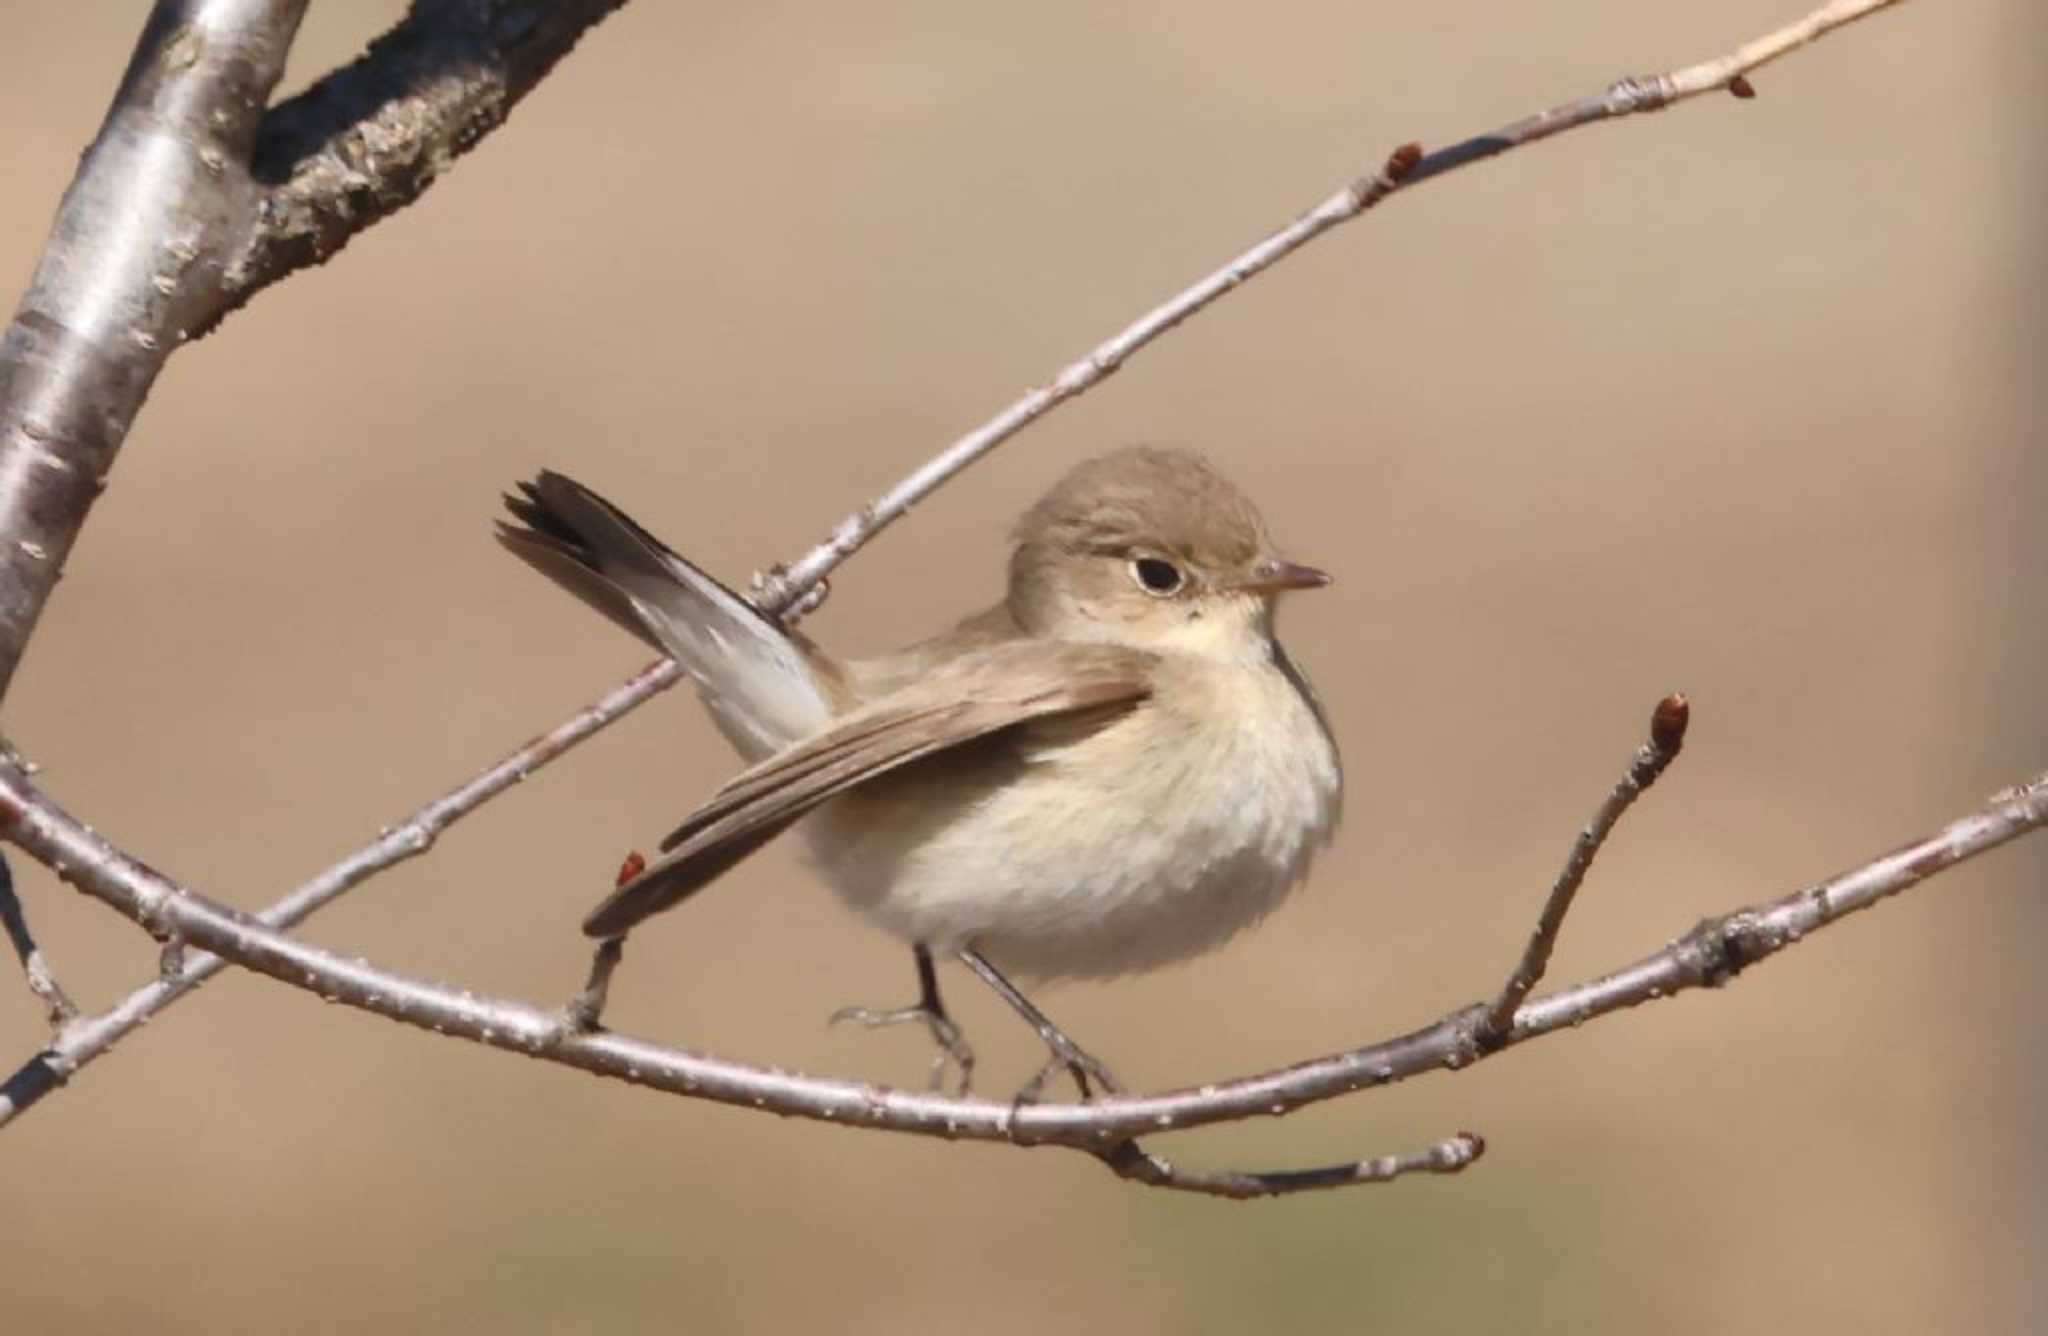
[498,471,840,760]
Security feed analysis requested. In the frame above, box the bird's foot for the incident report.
[829,1000,976,1095]
[956,945,1125,1104]
[1014,1026,1125,1105]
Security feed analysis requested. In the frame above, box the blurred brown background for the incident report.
[2,2,2042,1332]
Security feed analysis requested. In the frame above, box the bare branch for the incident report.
[757,0,1912,611]
[0,0,1919,1136]
[211,0,629,332]
[0,658,673,1121]
[1480,694,1689,1042]
[1400,0,1906,188]
[2,741,2036,1194]
[0,0,307,702]
[562,935,626,1035]
[0,0,628,701]
[1096,1130,1485,1201]
[0,848,77,1027]
[749,144,1422,610]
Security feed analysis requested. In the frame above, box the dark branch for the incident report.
[0,847,77,1026]
[209,0,630,333]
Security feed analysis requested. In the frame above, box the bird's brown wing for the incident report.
[580,641,1155,938]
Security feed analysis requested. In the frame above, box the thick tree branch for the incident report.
[0,0,628,703]
[213,0,629,332]
[0,0,1918,1146]
[1,741,2036,1195]
[0,0,307,702]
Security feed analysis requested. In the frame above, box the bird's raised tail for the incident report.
[497,471,842,761]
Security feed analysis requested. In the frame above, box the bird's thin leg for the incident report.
[956,946,1123,1102]
[829,943,976,1093]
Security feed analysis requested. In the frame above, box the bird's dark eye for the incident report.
[1130,556,1184,596]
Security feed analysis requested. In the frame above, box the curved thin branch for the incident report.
[1,744,2036,1177]
[0,0,1916,1135]
[756,0,1910,609]
[0,658,673,1122]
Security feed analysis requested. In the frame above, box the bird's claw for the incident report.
[1014,1031,1125,1105]
[829,1000,976,1095]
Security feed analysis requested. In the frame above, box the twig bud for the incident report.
[1651,693,1690,750]
[1384,143,1425,183]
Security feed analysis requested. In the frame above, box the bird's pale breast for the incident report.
[802,650,1341,980]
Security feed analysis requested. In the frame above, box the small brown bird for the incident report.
[499,446,1341,1093]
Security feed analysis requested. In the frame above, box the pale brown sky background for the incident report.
[2,3,2042,1332]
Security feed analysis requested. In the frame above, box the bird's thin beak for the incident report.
[1234,559,1333,595]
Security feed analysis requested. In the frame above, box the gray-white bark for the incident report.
[0,0,626,701]
[0,0,306,700]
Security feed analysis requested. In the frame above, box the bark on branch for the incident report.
[0,0,626,701]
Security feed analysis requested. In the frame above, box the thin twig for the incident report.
[562,937,626,1034]
[1,745,2037,1193]
[750,143,1422,610]
[558,850,639,1031]
[1399,0,1906,189]
[0,849,78,1026]
[0,0,1917,1135]
[758,0,1911,610]
[1097,1131,1485,1201]
[0,659,673,1120]
[1480,694,1690,1043]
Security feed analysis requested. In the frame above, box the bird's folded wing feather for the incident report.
[580,641,1155,937]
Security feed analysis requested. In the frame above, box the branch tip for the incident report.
[560,935,624,1035]
[1482,698,1694,1040]
[1651,692,1690,751]
[1098,1128,1485,1199]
